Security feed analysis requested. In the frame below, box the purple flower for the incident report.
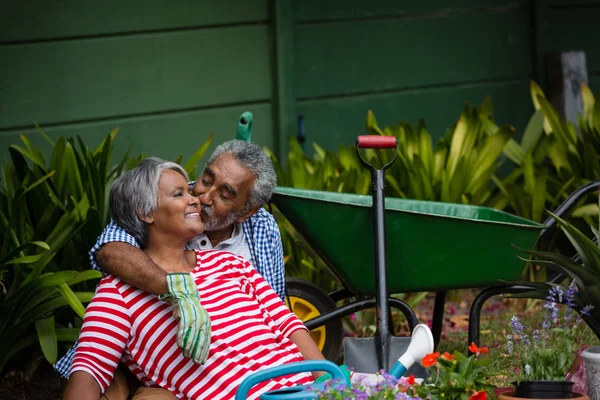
[532,329,541,343]
[511,316,531,346]
[582,305,594,316]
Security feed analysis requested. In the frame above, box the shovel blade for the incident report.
[343,337,428,378]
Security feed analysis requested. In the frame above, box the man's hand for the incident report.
[160,273,211,364]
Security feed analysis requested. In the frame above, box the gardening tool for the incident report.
[388,324,434,378]
[236,111,253,141]
[343,135,410,374]
[234,360,349,400]
[235,324,433,399]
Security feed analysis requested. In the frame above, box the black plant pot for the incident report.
[513,380,575,399]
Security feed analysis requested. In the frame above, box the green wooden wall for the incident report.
[0,0,274,163]
[1,0,600,165]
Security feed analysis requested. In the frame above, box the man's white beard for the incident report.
[201,205,240,232]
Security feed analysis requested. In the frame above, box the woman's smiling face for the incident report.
[146,169,205,240]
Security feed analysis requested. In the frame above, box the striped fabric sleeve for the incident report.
[241,259,308,338]
[70,278,131,393]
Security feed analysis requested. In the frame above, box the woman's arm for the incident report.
[68,279,131,396]
[289,330,326,379]
[62,371,101,400]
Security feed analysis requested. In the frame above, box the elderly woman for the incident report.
[63,157,324,400]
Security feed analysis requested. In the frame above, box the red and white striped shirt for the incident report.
[71,250,312,399]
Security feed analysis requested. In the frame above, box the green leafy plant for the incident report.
[0,127,216,374]
[366,105,514,205]
[406,345,496,400]
[519,208,600,338]
[505,285,591,381]
[0,155,101,372]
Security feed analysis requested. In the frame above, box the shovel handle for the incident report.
[356,135,397,149]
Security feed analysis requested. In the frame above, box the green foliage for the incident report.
[407,349,495,400]
[518,208,600,338]
[0,133,109,371]
[493,82,600,226]
[504,288,591,381]
[0,127,215,373]
[366,105,513,205]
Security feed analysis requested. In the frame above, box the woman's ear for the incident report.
[136,209,154,224]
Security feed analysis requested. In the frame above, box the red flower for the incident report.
[407,374,415,385]
[469,391,487,400]
[442,352,455,361]
[422,352,440,367]
[469,342,489,355]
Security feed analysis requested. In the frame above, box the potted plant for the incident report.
[500,283,592,399]
[518,210,600,400]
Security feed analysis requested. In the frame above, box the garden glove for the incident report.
[159,273,211,364]
[314,364,352,384]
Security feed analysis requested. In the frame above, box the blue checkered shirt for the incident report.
[54,207,285,378]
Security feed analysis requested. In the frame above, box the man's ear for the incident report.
[236,207,260,223]
[136,209,154,224]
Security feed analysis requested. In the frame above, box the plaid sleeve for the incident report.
[245,209,286,300]
[88,220,140,272]
[54,340,78,378]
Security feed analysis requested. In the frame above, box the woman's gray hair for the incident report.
[109,157,189,247]
[206,140,277,213]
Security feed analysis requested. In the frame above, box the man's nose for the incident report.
[198,189,213,205]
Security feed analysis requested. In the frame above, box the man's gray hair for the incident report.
[206,140,277,212]
[109,157,189,247]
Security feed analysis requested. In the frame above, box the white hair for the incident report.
[109,157,188,247]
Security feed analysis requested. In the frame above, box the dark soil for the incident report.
[0,357,63,400]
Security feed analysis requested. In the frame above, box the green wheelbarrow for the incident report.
[270,146,600,373]
[235,112,600,372]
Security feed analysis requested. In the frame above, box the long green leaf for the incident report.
[35,123,55,146]
[520,250,600,284]
[521,110,545,153]
[24,196,90,284]
[35,315,57,364]
[530,81,552,134]
[56,283,86,318]
[55,328,81,342]
[548,211,600,273]
[183,133,214,176]
[0,241,49,266]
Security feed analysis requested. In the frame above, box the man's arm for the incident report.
[97,243,168,295]
[63,371,101,400]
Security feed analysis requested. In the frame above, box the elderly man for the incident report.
[55,140,287,398]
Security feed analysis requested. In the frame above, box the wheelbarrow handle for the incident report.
[235,360,349,400]
[356,135,397,149]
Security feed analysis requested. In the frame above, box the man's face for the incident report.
[192,153,257,232]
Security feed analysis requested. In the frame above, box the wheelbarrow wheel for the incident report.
[285,278,343,362]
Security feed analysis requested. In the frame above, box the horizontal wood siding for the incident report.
[292,0,534,152]
[0,1,268,42]
[0,104,273,163]
[540,1,600,88]
[2,0,598,164]
[0,0,272,164]
[297,80,532,151]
